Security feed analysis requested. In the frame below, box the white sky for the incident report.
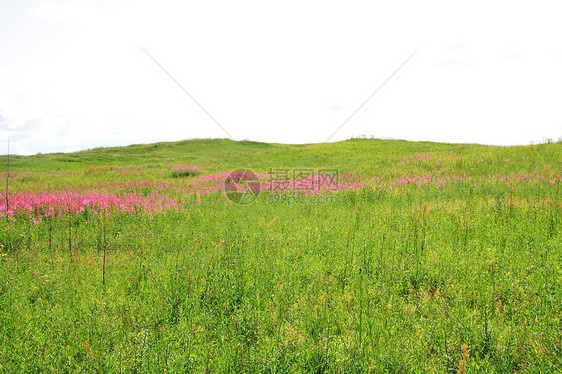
[1,0,561,155]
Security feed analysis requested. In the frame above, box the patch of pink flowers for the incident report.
[3,151,560,222]
[1,191,178,221]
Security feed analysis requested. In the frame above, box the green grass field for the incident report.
[1,138,561,372]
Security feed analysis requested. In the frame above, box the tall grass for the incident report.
[0,138,560,372]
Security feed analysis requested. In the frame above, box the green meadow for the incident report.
[0,138,561,372]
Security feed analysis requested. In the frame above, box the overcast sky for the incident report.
[1,0,561,155]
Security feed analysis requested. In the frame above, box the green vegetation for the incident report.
[1,138,561,372]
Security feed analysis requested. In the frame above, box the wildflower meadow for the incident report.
[0,138,560,372]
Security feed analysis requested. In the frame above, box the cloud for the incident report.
[0,112,9,128]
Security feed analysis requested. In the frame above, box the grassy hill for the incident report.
[0,137,515,172]
[3,137,560,182]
